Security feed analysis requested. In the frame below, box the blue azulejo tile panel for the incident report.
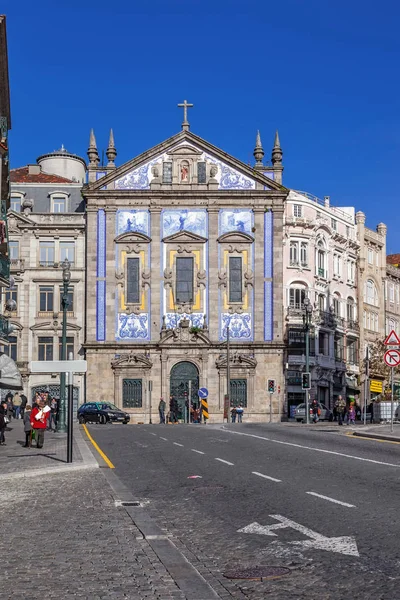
[165,313,204,329]
[204,153,255,189]
[162,209,207,238]
[96,280,106,342]
[264,211,273,279]
[116,210,150,236]
[219,209,253,236]
[116,313,150,341]
[264,282,273,341]
[220,313,253,341]
[97,209,106,278]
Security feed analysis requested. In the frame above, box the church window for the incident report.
[126,258,140,304]
[176,257,194,303]
[198,162,206,184]
[162,162,172,184]
[230,379,247,408]
[39,286,54,312]
[123,378,142,408]
[229,257,242,303]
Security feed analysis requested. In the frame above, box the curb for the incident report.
[0,462,98,481]
[352,431,400,443]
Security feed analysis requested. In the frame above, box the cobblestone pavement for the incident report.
[0,469,188,599]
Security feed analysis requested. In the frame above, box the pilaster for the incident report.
[253,208,264,341]
[150,208,161,341]
[207,207,219,340]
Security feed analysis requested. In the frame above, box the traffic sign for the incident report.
[384,349,400,368]
[198,387,208,399]
[384,330,400,346]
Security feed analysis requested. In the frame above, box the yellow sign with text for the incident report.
[370,380,383,393]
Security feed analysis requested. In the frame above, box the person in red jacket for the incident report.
[30,399,49,449]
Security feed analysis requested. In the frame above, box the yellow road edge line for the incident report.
[82,424,115,468]
[346,431,400,446]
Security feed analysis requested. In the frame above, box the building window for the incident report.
[126,258,140,304]
[375,251,379,267]
[347,259,355,283]
[347,299,355,322]
[51,195,68,213]
[389,283,395,303]
[197,162,206,184]
[38,337,54,361]
[316,239,326,278]
[300,242,308,267]
[58,337,74,360]
[333,253,342,277]
[1,336,17,361]
[39,286,54,312]
[318,332,328,356]
[365,311,379,332]
[230,379,247,408]
[368,248,374,264]
[175,257,194,303]
[334,334,344,360]
[229,257,242,303]
[289,241,298,266]
[5,285,17,311]
[289,287,306,310]
[333,296,341,317]
[293,204,302,217]
[386,318,398,335]
[59,241,75,265]
[9,241,19,260]
[59,286,74,312]
[162,162,172,184]
[10,195,22,212]
[365,279,378,306]
[318,294,325,312]
[347,338,358,364]
[331,218,337,231]
[288,327,315,356]
[39,241,55,266]
[122,378,142,408]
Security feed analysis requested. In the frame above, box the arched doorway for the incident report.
[169,361,199,420]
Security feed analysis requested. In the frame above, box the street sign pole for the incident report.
[188,380,192,424]
[391,366,395,433]
[149,380,153,425]
[269,392,273,423]
[364,346,369,426]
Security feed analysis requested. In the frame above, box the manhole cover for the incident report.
[223,566,290,581]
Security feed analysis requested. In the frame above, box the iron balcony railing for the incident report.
[0,254,10,282]
[0,313,10,341]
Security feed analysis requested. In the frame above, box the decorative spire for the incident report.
[253,130,264,166]
[106,128,117,167]
[87,128,100,167]
[271,130,283,165]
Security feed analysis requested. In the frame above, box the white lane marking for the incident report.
[149,432,157,436]
[306,492,356,508]
[225,430,400,468]
[191,449,205,454]
[173,442,184,447]
[215,458,234,466]
[160,437,168,441]
[252,471,281,483]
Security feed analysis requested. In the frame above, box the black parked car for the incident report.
[77,402,130,425]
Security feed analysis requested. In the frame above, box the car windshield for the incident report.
[97,403,119,411]
[296,404,305,409]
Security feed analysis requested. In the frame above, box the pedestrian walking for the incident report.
[23,405,32,447]
[158,397,166,424]
[20,393,27,419]
[347,403,356,425]
[13,392,22,419]
[311,400,320,423]
[335,395,346,426]
[231,407,237,423]
[236,405,244,423]
[0,402,6,445]
[30,399,50,448]
[6,396,13,421]
[47,397,57,431]
[169,396,178,423]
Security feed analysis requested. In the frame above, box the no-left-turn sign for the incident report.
[384,349,400,367]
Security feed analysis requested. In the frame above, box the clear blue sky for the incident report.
[4,0,400,250]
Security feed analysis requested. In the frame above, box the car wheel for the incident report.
[99,414,107,425]
[78,415,85,425]
[123,421,128,425]
[296,419,302,422]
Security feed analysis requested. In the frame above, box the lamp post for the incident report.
[57,258,70,433]
[302,297,313,425]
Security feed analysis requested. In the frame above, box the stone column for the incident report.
[207,207,219,340]
[253,208,265,341]
[105,208,117,342]
[150,208,162,341]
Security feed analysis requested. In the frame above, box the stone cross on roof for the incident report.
[177,99,193,131]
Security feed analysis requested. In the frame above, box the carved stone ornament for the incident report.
[125,244,141,255]
[124,305,141,315]
[141,270,151,288]
[197,269,206,289]
[115,270,124,287]
[218,270,227,288]
[216,352,257,369]
[164,267,173,289]
[244,268,254,288]
[177,244,194,254]
[228,244,244,254]
[228,305,243,314]
[176,302,193,314]
[111,353,152,369]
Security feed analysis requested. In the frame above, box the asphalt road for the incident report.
[87,422,400,599]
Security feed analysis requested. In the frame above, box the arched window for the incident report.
[316,238,327,279]
[347,297,355,322]
[289,284,308,310]
[365,279,378,306]
[318,294,325,312]
[332,293,341,317]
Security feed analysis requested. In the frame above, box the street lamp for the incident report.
[302,297,313,425]
[57,258,70,433]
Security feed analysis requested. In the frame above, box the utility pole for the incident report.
[364,346,369,425]
[58,258,71,433]
[149,380,153,424]
[226,326,230,417]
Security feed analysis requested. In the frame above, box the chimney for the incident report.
[28,164,41,175]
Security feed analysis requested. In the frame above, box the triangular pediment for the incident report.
[7,210,35,232]
[87,130,286,192]
[162,230,207,244]
[115,231,151,244]
[217,231,254,244]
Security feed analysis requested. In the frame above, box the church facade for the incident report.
[83,117,288,422]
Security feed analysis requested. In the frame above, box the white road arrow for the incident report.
[238,514,359,557]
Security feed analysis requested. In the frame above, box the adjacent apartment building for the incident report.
[7,147,86,402]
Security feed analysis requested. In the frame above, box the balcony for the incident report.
[10,258,25,273]
[0,313,10,342]
[346,320,360,333]
[0,254,10,283]
[317,268,326,278]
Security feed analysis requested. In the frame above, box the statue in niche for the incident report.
[210,165,218,179]
[151,165,159,178]
[181,163,189,182]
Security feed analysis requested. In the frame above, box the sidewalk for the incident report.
[351,424,400,443]
[280,419,400,442]
[0,417,98,478]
